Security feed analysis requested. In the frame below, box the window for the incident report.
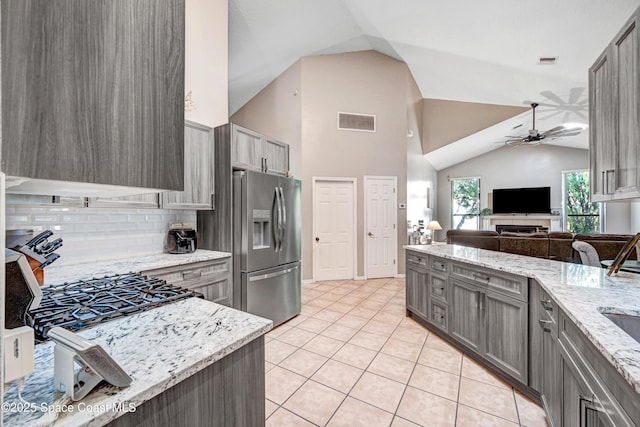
[563,170,601,233]
[451,177,480,230]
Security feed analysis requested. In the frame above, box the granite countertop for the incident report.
[2,298,272,427]
[405,244,640,396]
[43,250,231,285]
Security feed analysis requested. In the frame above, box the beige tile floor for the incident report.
[265,277,549,427]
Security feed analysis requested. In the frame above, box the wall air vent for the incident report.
[538,56,558,65]
[337,112,376,132]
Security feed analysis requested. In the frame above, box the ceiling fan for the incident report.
[504,103,587,146]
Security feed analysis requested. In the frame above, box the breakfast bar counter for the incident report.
[406,244,640,396]
[2,298,272,426]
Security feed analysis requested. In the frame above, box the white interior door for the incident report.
[313,179,355,281]
[365,176,397,278]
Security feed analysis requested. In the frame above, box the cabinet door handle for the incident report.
[541,300,553,311]
[472,273,490,282]
[601,171,606,194]
[539,319,552,332]
[182,270,203,280]
[264,157,269,173]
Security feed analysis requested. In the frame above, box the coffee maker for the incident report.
[166,222,197,254]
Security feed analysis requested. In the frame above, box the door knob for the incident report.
[368,232,374,237]
[315,237,319,242]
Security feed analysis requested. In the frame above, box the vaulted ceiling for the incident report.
[229,0,640,161]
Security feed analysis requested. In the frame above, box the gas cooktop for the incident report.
[28,273,201,341]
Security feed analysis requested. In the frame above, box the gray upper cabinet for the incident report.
[1,0,185,192]
[590,7,640,201]
[263,138,290,176]
[229,124,290,176]
[232,126,264,172]
[163,121,215,210]
[88,193,160,209]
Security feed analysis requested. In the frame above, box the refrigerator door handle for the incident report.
[248,264,300,281]
[273,187,281,252]
[276,187,283,251]
[278,186,286,250]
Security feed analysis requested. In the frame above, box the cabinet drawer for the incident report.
[141,258,231,300]
[407,251,428,268]
[539,288,558,328]
[430,256,448,273]
[189,276,230,305]
[430,302,448,331]
[429,274,447,302]
[451,262,527,301]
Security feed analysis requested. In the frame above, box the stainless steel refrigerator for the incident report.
[233,170,302,325]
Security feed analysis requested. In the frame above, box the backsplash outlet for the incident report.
[5,206,197,266]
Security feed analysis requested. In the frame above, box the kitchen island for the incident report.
[2,297,272,426]
[406,244,640,426]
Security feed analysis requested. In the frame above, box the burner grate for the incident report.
[28,272,201,340]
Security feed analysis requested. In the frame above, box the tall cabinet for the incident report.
[590,7,640,201]
[1,0,185,192]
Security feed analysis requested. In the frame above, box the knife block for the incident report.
[25,255,44,285]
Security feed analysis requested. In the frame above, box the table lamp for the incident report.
[427,220,442,244]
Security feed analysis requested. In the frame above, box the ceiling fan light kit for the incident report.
[504,102,586,146]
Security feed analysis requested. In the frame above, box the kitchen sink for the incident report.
[600,311,640,344]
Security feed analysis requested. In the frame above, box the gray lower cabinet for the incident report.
[106,336,265,427]
[483,290,528,381]
[142,257,232,307]
[406,265,428,319]
[448,276,527,383]
[530,279,637,427]
[162,121,215,210]
[2,0,185,191]
[406,250,527,384]
[448,278,482,353]
[407,250,639,427]
[541,321,562,427]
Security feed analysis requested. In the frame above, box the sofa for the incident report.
[446,229,637,263]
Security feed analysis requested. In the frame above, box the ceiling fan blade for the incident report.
[542,126,568,135]
[567,87,586,105]
[540,90,568,106]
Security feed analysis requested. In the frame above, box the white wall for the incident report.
[184,0,228,127]
[436,145,636,234]
[436,145,589,232]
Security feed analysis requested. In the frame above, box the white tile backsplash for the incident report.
[5,205,197,266]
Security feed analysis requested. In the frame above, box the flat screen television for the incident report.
[492,186,551,214]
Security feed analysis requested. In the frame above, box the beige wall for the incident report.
[185,0,228,127]
[422,99,528,154]
[301,51,408,279]
[407,69,438,244]
[230,61,302,178]
[232,51,412,280]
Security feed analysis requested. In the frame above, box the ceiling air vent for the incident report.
[337,112,376,132]
[538,56,558,65]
